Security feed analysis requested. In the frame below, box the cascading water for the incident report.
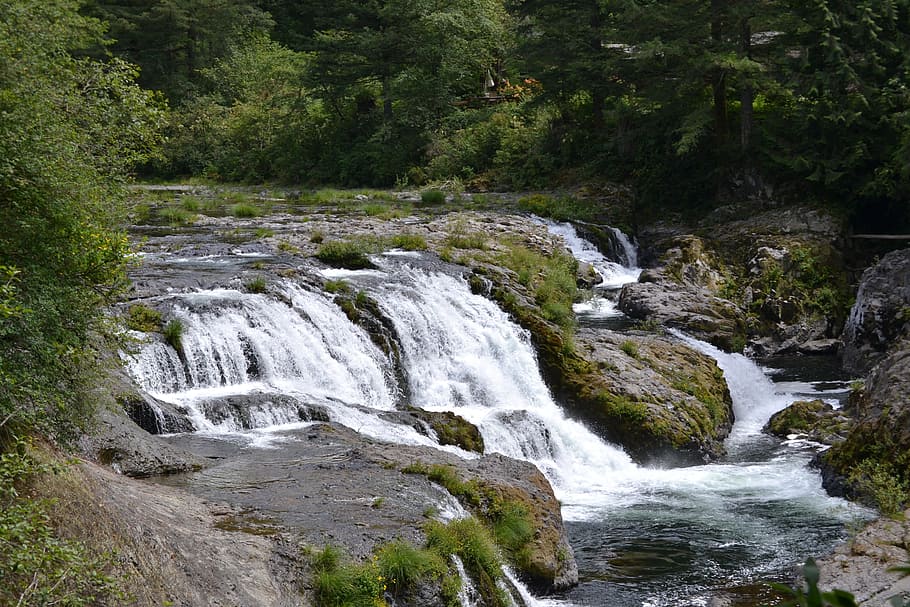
[536,219,641,318]
[368,264,634,493]
[125,224,869,607]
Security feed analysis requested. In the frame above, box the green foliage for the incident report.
[771,558,859,607]
[425,518,509,607]
[323,280,351,294]
[0,442,122,606]
[126,304,163,333]
[244,276,268,294]
[847,460,910,518]
[620,340,640,359]
[316,241,375,270]
[376,540,445,597]
[163,319,184,352]
[231,203,261,218]
[421,189,447,205]
[0,0,163,437]
[158,207,197,226]
[255,227,275,239]
[390,234,428,251]
[497,245,577,331]
[310,545,386,607]
[517,194,598,222]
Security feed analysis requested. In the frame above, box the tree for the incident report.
[83,0,273,102]
[0,0,164,436]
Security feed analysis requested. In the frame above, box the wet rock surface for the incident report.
[764,399,851,445]
[841,248,910,375]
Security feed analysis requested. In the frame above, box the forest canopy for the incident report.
[75,0,910,230]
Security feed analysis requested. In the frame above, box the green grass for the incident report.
[390,233,428,251]
[163,319,184,352]
[254,227,274,238]
[231,203,261,218]
[323,280,351,294]
[420,189,446,205]
[316,241,374,269]
[497,245,577,331]
[516,193,598,222]
[158,207,196,226]
[180,195,201,211]
[620,339,640,358]
[244,276,268,293]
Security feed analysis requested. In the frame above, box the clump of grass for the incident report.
[517,193,597,222]
[316,241,374,269]
[391,234,428,251]
[310,230,325,244]
[445,222,487,250]
[376,540,445,597]
[163,319,184,351]
[277,241,300,254]
[323,280,350,294]
[421,189,446,205]
[180,195,201,211]
[425,518,509,607]
[158,207,196,226]
[362,203,389,216]
[244,276,268,293]
[254,227,274,239]
[620,339,640,358]
[231,203,261,218]
[309,545,385,607]
[126,303,162,332]
[498,245,577,331]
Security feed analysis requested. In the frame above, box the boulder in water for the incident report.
[764,399,851,445]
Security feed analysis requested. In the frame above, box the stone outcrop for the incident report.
[841,248,910,375]
[817,343,910,506]
[815,509,910,606]
[764,399,851,445]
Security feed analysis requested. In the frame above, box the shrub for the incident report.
[848,460,909,517]
[126,304,162,333]
[0,444,122,607]
[163,319,184,352]
[420,189,446,205]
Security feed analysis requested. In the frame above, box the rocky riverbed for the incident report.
[55,188,910,605]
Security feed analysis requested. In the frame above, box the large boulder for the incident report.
[817,343,910,511]
[841,248,910,375]
[764,399,851,445]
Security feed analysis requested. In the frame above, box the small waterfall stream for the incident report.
[126,221,868,606]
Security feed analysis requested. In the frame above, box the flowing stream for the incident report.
[127,222,868,606]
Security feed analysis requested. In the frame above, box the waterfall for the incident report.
[370,265,634,494]
[537,218,641,290]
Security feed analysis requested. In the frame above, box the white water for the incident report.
[537,219,641,318]
[126,233,867,606]
[370,266,634,494]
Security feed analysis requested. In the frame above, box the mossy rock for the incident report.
[406,407,485,453]
[764,399,851,445]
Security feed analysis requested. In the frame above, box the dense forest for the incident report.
[79,0,910,229]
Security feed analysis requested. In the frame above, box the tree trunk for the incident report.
[740,18,753,153]
[711,0,728,148]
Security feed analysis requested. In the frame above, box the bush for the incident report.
[126,304,162,333]
[0,443,122,606]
